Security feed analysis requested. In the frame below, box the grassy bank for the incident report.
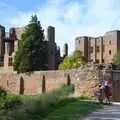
[0,85,101,120]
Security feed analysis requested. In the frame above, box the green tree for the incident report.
[13,15,48,73]
[59,50,86,70]
[113,51,120,64]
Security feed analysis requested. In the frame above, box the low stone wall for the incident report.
[0,68,100,97]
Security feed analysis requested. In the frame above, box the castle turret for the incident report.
[47,26,55,42]
[0,25,5,66]
[63,43,68,58]
[0,25,5,57]
[9,28,17,40]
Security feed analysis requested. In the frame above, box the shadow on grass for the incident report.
[40,98,101,120]
[0,97,101,120]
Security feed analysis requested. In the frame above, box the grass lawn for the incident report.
[0,97,101,120]
[40,98,101,120]
[0,85,101,120]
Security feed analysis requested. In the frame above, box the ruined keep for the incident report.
[0,25,61,72]
[75,30,120,64]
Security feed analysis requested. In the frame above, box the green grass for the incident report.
[0,98,101,120]
[0,84,101,120]
[41,98,101,120]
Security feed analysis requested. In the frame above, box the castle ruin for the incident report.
[75,30,120,64]
[0,25,61,72]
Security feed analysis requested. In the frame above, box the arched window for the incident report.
[109,50,111,55]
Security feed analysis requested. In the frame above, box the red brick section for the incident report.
[0,69,120,101]
[0,69,100,95]
[0,69,101,97]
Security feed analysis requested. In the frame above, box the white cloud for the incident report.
[9,12,32,26]
[63,1,84,24]
[8,0,120,55]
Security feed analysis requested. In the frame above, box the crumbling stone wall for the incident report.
[74,69,100,97]
[0,66,101,98]
[0,68,117,101]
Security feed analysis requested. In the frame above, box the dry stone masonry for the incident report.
[0,64,120,101]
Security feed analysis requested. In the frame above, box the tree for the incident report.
[13,15,48,73]
[113,51,120,64]
[59,50,86,70]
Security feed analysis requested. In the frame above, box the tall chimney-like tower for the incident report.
[0,25,5,58]
[47,26,55,42]
[63,43,68,58]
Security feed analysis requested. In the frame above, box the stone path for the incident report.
[82,103,120,120]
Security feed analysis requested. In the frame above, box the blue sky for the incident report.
[0,0,120,55]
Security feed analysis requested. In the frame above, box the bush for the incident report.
[40,92,60,107]
[78,95,90,100]
[0,87,7,99]
[4,95,22,109]
[0,95,22,110]
[53,84,75,96]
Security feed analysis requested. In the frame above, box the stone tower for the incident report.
[47,26,55,42]
[63,43,68,58]
[0,25,5,65]
[46,26,56,70]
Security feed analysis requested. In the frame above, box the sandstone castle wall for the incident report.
[0,68,120,101]
[0,68,100,96]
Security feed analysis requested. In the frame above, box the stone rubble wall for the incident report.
[0,65,101,98]
[0,64,120,101]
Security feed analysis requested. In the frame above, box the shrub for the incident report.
[40,92,60,107]
[53,84,75,96]
[78,95,90,100]
[0,87,7,99]
[0,95,22,110]
[4,95,22,109]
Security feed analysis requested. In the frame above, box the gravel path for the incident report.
[82,103,120,120]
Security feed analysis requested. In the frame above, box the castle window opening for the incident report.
[109,40,111,45]
[102,59,104,63]
[109,50,111,55]
[90,46,93,53]
[90,59,93,62]
[96,46,100,52]
[8,57,13,66]
[96,59,99,63]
